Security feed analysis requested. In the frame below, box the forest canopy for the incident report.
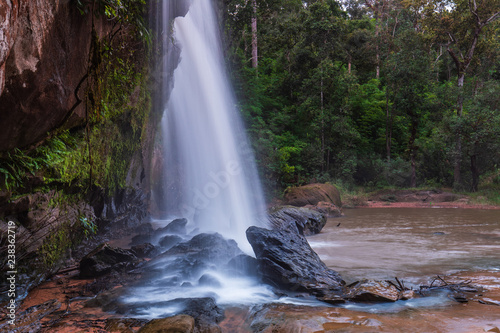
[221,0,500,196]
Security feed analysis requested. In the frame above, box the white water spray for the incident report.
[161,0,267,253]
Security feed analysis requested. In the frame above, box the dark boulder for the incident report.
[165,233,243,265]
[268,205,327,235]
[131,243,157,258]
[246,226,344,295]
[157,218,188,235]
[158,235,184,249]
[226,254,260,278]
[80,243,138,278]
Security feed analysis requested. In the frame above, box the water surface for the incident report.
[308,208,500,283]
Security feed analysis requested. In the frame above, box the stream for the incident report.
[308,208,500,283]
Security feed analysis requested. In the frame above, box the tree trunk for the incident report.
[251,0,258,69]
[385,84,391,162]
[470,152,479,192]
[409,118,418,188]
[453,71,465,188]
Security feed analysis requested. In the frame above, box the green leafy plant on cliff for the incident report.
[0,132,77,192]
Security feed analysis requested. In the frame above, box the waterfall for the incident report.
[160,0,267,252]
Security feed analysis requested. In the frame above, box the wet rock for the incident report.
[284,183,342,208]
[483,325,500,333]
[79,243,138,278]
[479,298,500,306]
[249,303,336,333]
[177,298,224,329]
[165,233,243,265]
[157,218,188,235]
[305,201,343,218]
[105,318,149,333]
[159,235,184,249]
[246,226,344,295]
[198,274,222,287]
[138,314,195,333]
[0,299,61,332]
[131,243,157,258]
[131,233,153,246]
[226,254,259,278]
[129,298,223,331]
[344,280,400,302]
[400,289,418,300]
[267,205,327,236]
[135,223,155,234]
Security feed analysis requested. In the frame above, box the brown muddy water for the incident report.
[301,208,500,333]
[308,208,500,283]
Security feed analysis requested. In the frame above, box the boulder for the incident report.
[344,280,400,302]
[159,235,184,249]
[226,254,260,278]
[138,315,195,333]
[80,243,138,278]
[131,243,157,258]
[165,233,243,266]
[157,218,188,235]
[130,298,223,332]
[284,183,342,208]
[267,205,326,235]
[246,226,344,295]
[305,201,343,218]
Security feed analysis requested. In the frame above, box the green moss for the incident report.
[39,223,73,268]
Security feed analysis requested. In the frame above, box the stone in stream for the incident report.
[164,232,243,265]
[246,225,345,298]
[158,234,184,249]
[267,205,327,235]
[138,315,195,333]
[157,218,188,235]
[79,243,138,278]
[344,279,401,302]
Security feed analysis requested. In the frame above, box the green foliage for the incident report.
[0,132,77,192]
[79,215,98,238]
[74,0,151,47]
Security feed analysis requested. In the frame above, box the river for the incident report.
[308,208,500,283]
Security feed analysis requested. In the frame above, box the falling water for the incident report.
[160,0,267,253]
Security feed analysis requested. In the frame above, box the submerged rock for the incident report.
[267,205,327,235]
[79,243,138,278]
[344,279,400,302]
[138,315,195,333]
[246,226,344,295]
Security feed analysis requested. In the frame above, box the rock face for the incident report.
[284,183,342,208]
[0,0,113,151]
[246,226,344,295]
[268,205,327,236]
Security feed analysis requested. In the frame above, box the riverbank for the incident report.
[342,188,500,210]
